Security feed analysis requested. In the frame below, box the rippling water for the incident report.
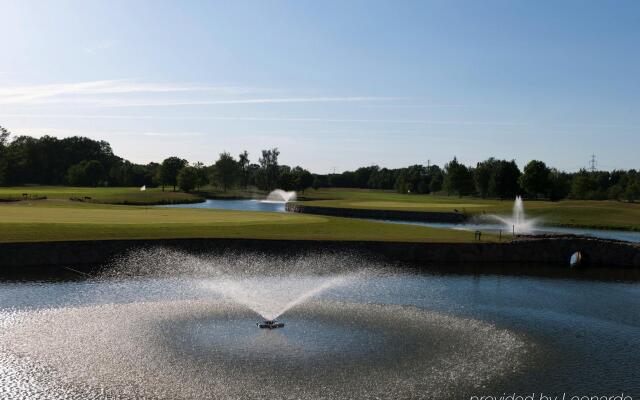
[1,260,639,399]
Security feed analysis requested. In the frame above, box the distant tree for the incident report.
[312,176,322,190]
[258,148,280,191]
[83,160,104,187]
[474,158,498,198]
[354,166,378,188]
[192,162,208,190]
[0,125,10,185]
[444,157,474,197]
[238,151,250,188]
[177,166,199,192]
[158,157,187,191]
[0,125,9,147]
[490,160,521,199]
[368,167,397,190]
[570,170,599,199]
[547,168,571,201]
[394,165,425,194]
[427,166,444,193]
[277,165,295,191]
[214,152,238,191]
[519,160,551,198]
[626,181,640,202]
[66,163,86,186]
[293,167,314,193]
[66,160,103,186]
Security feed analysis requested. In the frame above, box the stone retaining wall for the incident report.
[0,236,638,270]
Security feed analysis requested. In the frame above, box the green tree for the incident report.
[626,182,640,202]
[547,169,571,201]
[0,126,9,147]
[474,158,498,198]
[214,152,238,191]
[0,125,10,185]
[490,160,521,199]
[427,165,444,193]
[66,163,87,186]
[83,160,104,187]
[238,151,250,188]
[192,162,208,190]
[570,170,599,199]
[519,160,551,198]
[177,166,199,192]
[277,165,295,190]
[158,157,187,191]
[444,157,474,197]
[66,160,103,186]
[258,148,280,191]
[293,167,314,193]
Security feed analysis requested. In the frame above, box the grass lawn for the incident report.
[299,188,640,231]
[0,199,495,243]
[0,186,202,205]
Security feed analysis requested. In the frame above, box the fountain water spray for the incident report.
[265,189,297,203]
[107,248,364,328]
[204,274,352,327]
[488,196,539,234]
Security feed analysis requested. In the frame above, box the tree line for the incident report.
[0,127,638,201]
[317,157,640,202]
[0,128,313,193]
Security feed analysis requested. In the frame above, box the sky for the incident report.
[0,0,638,173]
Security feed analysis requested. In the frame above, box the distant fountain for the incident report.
[488,196,539,234]
[265,189,297,203]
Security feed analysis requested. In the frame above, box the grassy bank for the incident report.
[297,188,640,231]
[0,200,497,243]
[0,186,202,205]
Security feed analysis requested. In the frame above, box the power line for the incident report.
[589,154,597,172]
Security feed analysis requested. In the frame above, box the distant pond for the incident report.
[161,199,287,213]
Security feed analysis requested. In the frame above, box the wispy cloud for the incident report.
[0,80,256,105]
[0,113,525,127]
[0,79,389,107]
[83,96,397,107]
[10,127,207,138]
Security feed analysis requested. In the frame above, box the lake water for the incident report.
[162,199,286,212]
[0,255,638,399]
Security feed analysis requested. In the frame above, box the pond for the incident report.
[162,199,286,213]
[0,250,638,399]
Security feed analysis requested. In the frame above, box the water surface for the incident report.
[1,265,638,399]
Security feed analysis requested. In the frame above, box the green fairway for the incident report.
[299,188,640,231]
[0,186,202,205]
[0,200,495,243]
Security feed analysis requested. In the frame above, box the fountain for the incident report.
[488,195,539,234]
[0,249,528,399]
[265,189,296,203]
[203,273,352,327]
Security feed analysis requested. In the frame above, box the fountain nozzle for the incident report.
[257,320,285,329]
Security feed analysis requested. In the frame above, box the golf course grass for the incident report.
[1,186,637,244]
[0,199,495,243]
[0,186,202,205]
[299,188,640,231]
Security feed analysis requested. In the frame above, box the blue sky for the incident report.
[0,0,638,173]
